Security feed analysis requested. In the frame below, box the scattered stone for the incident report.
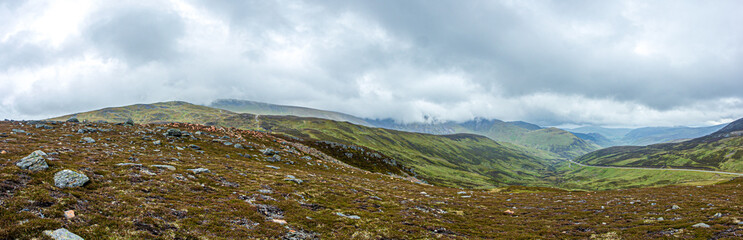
[284,175,304,184]
[657,217,665,221]
[125,119,135,126]
[43,228,84,240]
[188,144,201,150]
[64,210,75,219]
[12,129,26,134]
[266,165,280,170]
[671,205,681,210]
[152,165,176,171]
[16,150,49,171]
[187,168,210,174]
[82,137,95,143]
[35,124,53,129]
[166,129,182,137]
[283,228,319,240]
[234,143,244,149]
[262,148,277,156]
[259,189,273,194]
[335,212,361,219]
[713,213,722,218]
[66,117,80,123]
[152,140,161,145]
[271,219,287,225]
[115,163,143,167]
[457,191,468,195]
[54,170,90,188]
[1,150,6,154]
[223,141,233,146]
[504,210,515,215]
[370,196,383,201]
[691,223,710,228]
[176,147,184,151]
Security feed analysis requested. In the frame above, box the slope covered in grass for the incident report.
[576,118,743,172]
[226,115,557,188]
[50,101,236,125]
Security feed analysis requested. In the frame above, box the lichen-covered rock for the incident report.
[152,165,176,171]
[66,117,80,123]
[43,228,84,240]
[54,170,89,188]
[16,150,49,171]
[166,129,182,137]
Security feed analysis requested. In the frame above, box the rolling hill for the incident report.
[576,118,743,172]
[210,99,372,126]
[569,124,725,146]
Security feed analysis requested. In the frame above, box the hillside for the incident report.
[576,118,743,172]
[3,120,743,239]
[621,125,725,146]
[50,101,236,125]
[223,114,557,188]
[571,132,616,147]
[210,99,372,126]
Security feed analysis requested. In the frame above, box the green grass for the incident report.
[49,101,236,124]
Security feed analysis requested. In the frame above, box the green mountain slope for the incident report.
[50,101,236,125]
[221,114,557,188]
[576,118,743,172]
[210,99,372,126]
[620,125,725,146]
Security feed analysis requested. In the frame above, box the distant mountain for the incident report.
[569,124,725,146]
[620,125,725,145]
[213,100,598,159]
[569,126,632,140]
[210,99,373,126]
[49,101,234,124]
[570,132,616,147]
[576,117,743,172]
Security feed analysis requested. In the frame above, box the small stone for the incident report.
[16,150,49,171]
[713,213,722,218]
[54,170,90,188]
[266,165,280,170]
[188,144,201,150]
[1,150,6,154]
[657,217,664,221]
[271,219,287,225]
[176,147,184,151]
[43,228,84,240]
[234,144,244,149]
[82,137,95,143]
[66,117,80,123]
[335,212,360,219]
[152,140,161,145]
[504,210,515,215]
[262,148,277,156]
[223,141,233,146]
[115,163,142,167]
[692,223,710,228]
[671,205,681,210]
[125,119,135,125]
[64,210,75,219]
[457,191,468,195]
[151,165,176,171]
[187,168,210,174]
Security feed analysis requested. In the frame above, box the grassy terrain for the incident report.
[50,101,236,125]
[210,99,372,126]
[576,133,743,173]
[2,121,743,239]
[225,114,557,189]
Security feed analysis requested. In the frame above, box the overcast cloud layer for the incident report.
[1,0,742,127]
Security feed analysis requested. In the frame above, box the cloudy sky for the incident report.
[1,0,742,127]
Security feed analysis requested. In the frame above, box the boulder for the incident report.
[692,223,710,228]
[66,117,80,123]
[54,170,89,188]
[124,119,135,126]
[166,129,182,137]
[43,228,84,240]
[152,165,176,171]
[16,150,49,171]
[82,137,95,143]
[261,148,277,156]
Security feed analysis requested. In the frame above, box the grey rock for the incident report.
[258,189,273,194]
[152,165,176,171]
[262,148,277,156]
[187,168,210,174]
[35,124,53,129]
[54,170,89,188]
[266,165,280,170]
[66,117,80,123]
[115,163,142,167]
[82,137,95,143]
[12,129,26,133]
[671,205,681,210]
[166,129,182,137]
[43,228,84,240]
[657,217,664,221]
[335,212,360,219]
[713,213,722,218]
[16,150,49,171]
[234,143,244,149]
[188,144,201,150]
[124,119,135,126]
[152,140,161,145]
[223,141,233,146]
[691,223,710,228]
[282,229,318,240]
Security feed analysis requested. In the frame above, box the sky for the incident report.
[1,0,742,127]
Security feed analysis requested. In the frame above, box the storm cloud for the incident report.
[1,0,742,127]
